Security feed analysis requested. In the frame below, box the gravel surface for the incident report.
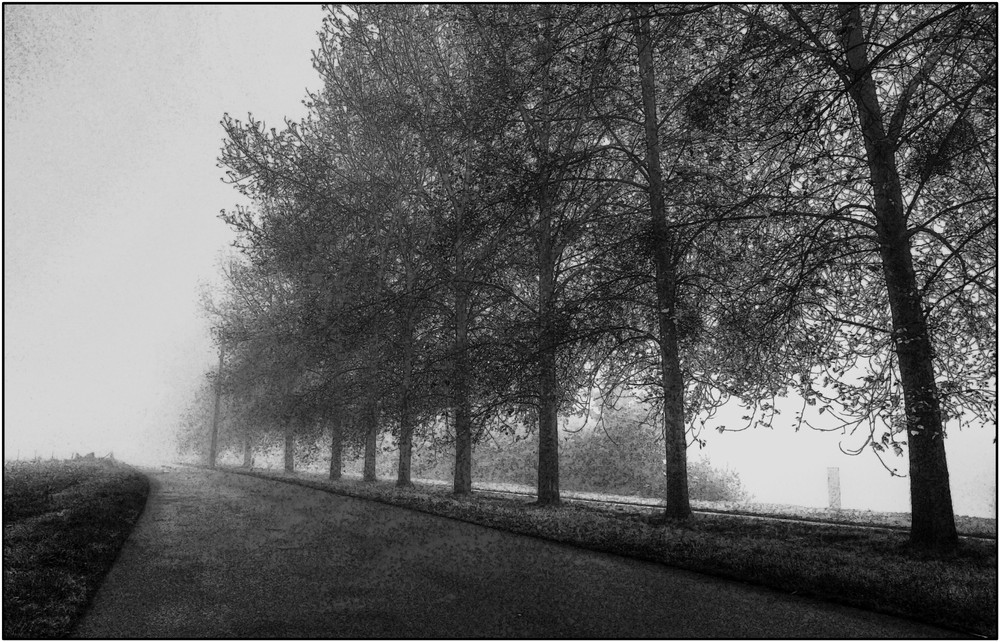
[74,465,962,638]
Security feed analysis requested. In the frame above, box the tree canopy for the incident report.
[205,4,996,553]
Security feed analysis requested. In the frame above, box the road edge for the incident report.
[201,464,989,639]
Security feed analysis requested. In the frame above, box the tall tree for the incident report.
[467,5,633,504]
[320,5,520,494]
[208,343,225,469]
[726,4,996,550]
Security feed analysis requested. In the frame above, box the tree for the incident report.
[206,6,994,551]
[467,4,624,504]
[208,343,224,469]
[316,5,522,495]
[627,6,693,519]
[310,15,448,487]
[724,4,996,551]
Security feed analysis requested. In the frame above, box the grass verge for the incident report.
[222,465,997,638]
[3,459,149,639]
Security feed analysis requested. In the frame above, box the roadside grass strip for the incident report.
[413,477,998,538]
[2,460,149,639]
[220,466,997,638]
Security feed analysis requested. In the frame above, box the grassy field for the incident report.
[3,459,149,639]
[223,466,997,638]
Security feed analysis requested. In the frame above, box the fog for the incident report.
[4,6,995,517]
[4,5,323,463]
[695,404,995,517]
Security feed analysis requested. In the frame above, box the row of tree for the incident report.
[201,4,996,553]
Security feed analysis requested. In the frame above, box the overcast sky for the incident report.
[3,5,994,517]
[4,5,323,462]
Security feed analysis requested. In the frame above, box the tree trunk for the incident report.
[535,8,560,506]
[329,411,343,481]
[837,5,957,551]
[632,8,691,519]
[208,346,224,469]
[363,403,378,482]
[283,423,294,473]
[397,308,416,487]
[450,176,474,496]
[453,285,473,495]
[536,295,560,506]
[241,430,252,468]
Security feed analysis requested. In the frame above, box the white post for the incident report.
[827,467,841,510]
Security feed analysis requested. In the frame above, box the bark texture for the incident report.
[283,424,295,473]
[208,347,224,469]
[242,431,252,468]
[329,412,343,481]
[837,4,957,551]
[632,8,691,519]
[363,403,378,482]
[397,310,416,487]
[452,192,473,495]
[453,287,473,495]
[535,8,560,506]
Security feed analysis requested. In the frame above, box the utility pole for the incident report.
[209,343,224,468]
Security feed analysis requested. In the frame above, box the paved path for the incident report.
[74,466,958,638]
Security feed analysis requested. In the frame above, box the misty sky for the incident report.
[5,5,323,461]
[3,5,994,517]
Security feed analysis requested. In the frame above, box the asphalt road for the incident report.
[74,466,959,638]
